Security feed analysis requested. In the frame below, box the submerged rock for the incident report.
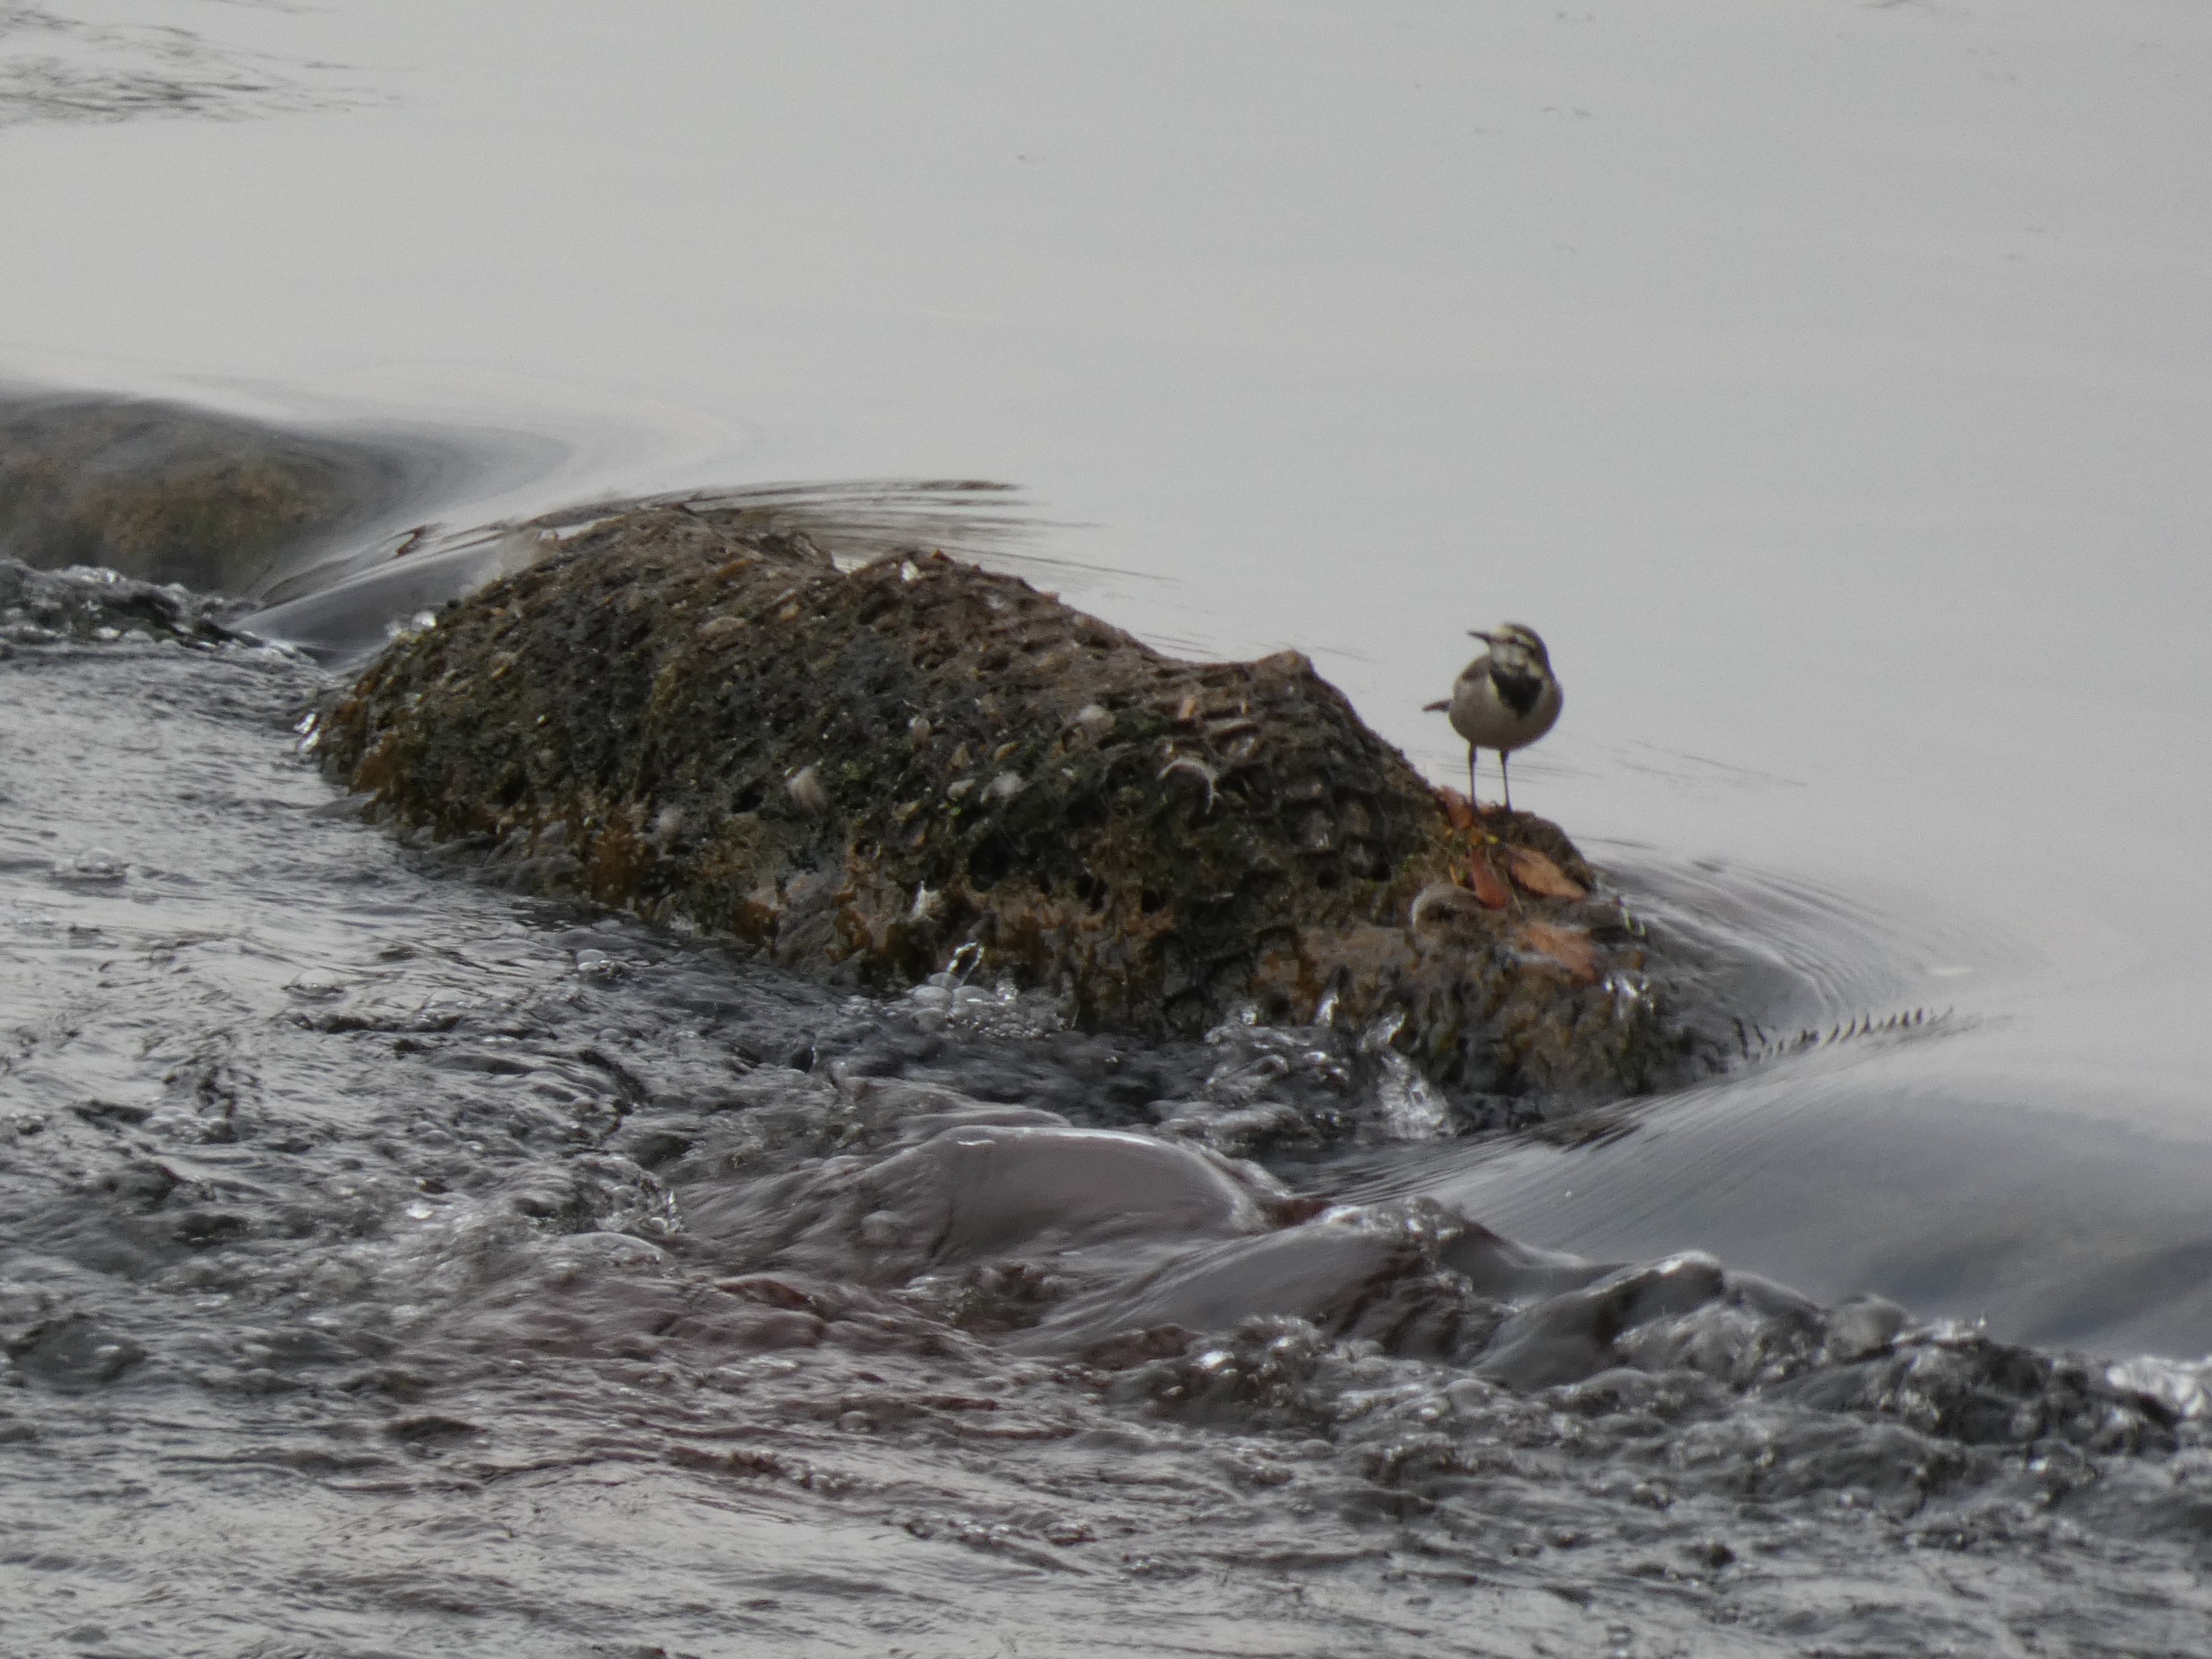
[0,392,437,594]
[319,503,1726,1106]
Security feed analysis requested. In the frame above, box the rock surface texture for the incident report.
[320,505,1717,1105]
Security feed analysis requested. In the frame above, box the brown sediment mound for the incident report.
[318,502,1708,1101]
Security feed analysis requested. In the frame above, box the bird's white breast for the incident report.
[1447,656,1562,751]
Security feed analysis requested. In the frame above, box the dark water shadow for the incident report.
[1335,1045,2212,1357]
[1295,855,2212,1356]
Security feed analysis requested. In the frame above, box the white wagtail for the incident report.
[1424,623,1562,813]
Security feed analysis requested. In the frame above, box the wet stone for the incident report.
[319,504,1746,1114]
[0,393,437,594]
[1,558,259,650]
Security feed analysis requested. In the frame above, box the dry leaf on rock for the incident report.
[1468,855,1513,910]
[1506,846,1586,901]
[1515,920,1599,982]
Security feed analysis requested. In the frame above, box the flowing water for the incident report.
[5,3,2212,1653]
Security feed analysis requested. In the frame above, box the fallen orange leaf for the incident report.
[1437,786,1476,832]
[1468,855,1512,910]
[1515,920,1599,982]
[1506,846,1586,901]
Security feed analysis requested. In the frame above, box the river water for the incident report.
[5,2,2212,1654]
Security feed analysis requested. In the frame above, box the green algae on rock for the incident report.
[318,503,1710,1105]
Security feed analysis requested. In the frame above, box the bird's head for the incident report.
[1470,622,1551,671]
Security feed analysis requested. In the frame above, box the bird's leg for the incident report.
[1467,745,1479,810]
[1500,751,1513,815]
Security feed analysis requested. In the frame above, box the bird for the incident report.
[1424,623,1562,814]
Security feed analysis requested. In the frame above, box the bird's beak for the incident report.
[1467,630,1495,643]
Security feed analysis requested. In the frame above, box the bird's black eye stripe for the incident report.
[1490,666,1543,717]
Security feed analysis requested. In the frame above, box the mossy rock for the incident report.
[320,504,1711,1103]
